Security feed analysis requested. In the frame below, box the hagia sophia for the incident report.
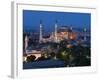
[23,21,89,62]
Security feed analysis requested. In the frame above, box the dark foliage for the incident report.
[27,55,36,62]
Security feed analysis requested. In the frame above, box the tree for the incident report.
[26,55,36,62]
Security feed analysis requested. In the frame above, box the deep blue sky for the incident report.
[23,10,91,32]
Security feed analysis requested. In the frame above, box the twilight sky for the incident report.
[23,10,91,32]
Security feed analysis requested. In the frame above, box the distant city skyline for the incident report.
[23,10,91,32]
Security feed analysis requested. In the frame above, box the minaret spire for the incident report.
[39,20,43,43]
[25,35,29,53]
[83,27,87,41]
[70,27,73,31]
[55,20,58,42]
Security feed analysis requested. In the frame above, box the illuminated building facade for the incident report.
[25,35,29,53]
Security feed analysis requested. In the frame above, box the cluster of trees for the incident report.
[56,40,91,67]
[24,39,91,67]
[26,55,36,62]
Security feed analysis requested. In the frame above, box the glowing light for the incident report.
[67,44,72,48]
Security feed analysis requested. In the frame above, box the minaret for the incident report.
[25,35,29,53]
[70,27,73,31]
[67,27,73,40]
[66,31,69,40]
[83,27,87,41]
[55,20,58,42]
[39,20,43,43]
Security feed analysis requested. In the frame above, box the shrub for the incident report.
[26,55,36,62]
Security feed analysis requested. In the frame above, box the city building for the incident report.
[23,20,90,62]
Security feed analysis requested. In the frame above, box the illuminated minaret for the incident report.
[83,27,87,41]
[55,20,58,42]
[39,20,43,43]
[70,27,73,31]
[25,35,29,53]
